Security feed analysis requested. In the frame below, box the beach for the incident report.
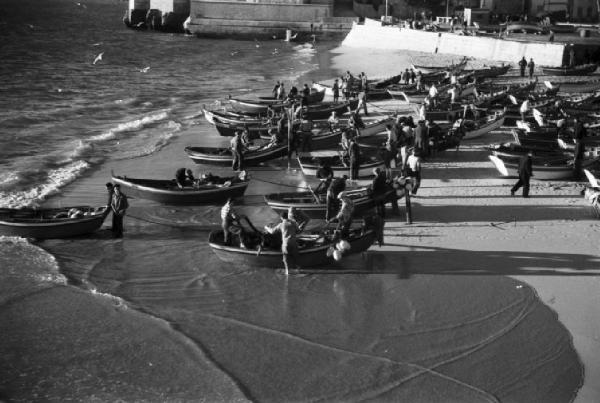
[0,1,599,399]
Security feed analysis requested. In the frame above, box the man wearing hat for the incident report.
[371,167,388,218]
[110,184,129,238]
[326,175,347,221]
[327,191,354,239]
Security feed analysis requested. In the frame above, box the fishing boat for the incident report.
[458,112,506,140]
[0,206,108,239]
[184,143,287,166]
[488,152,598,180]
[229,98,288,115]
[466,64,511,79]
[311,82,391,100]
[208,222,377,269]
[297,151,385,178]
[302,100,359,120]
[111,174,250,204]
[258,88,325,104]
[264,185,401,219]
[213,119,273,138]
[552,77,600,93]
[504,23,547,34]
[541,63,598,76]
[411,57,469,74]
[425,104,465,122]
[203,107,267,126]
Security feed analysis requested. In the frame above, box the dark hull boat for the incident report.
[488,152,598,180]
[298,151,385,178]
[184,144,287,166]
[208,224,376,269]
[0,206,107,239]
[264,186,401,219]
[258,89,325,104]
[111,175,250,204]
[541,64,597,76]
[229,98,288,115]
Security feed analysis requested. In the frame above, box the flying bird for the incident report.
[26,24,34,29]
[230,51,238,56]
[75,2,87,8]
[254,38,260,48]
[92,52,104,65]
[139,66,150,73]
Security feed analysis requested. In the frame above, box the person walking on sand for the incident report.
[406,149,422,195]
[231,131,245,171]
[371,167,388,218]
[110,184,129,238]
[511,151,533,198]
[332,78,340,103]
[518,57,527,77]
[527,58,535,79]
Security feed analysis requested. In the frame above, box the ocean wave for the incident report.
[0,160,90,208]
[0,236,67,286]
[88,110,170,142]
[112,120,182,160]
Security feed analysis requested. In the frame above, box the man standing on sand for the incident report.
[527,58,535,78]
[265,208,307,274]
[511,151,533,198]
[110,184,129,238]
[518,57,527,77]
[104,182,114,222]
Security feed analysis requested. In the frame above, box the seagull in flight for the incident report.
[26,24,35,30]
[92,52,104,65]
[75,2,87,8]
[139,66,150,73]
[254,38,260,48]
[230,51,239,56]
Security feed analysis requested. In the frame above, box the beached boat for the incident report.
[411,57,468,74]
[0,206,108,239]
[541,64,598,76]
[185,143,287,166]
[111,174,250,204]
[311,82,391,100]
[213,120,273,139]
[258,89,325,104]
[264,185,401,219]
[203,107,267,126]
[425,104,465,122]
[208,223,376,269]
[488,152,598,180]
[302,100,359,120]
[504,23,547,34]
[466,64,511,79]
[552,77,600,93]
[229,98,288,115]
[458,113,506,140]
[297,151,385,178]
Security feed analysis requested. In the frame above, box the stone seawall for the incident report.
[342,19,567,67]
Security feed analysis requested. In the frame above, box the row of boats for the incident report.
[4,58,600,263]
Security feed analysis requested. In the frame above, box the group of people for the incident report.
[518,57,535,78]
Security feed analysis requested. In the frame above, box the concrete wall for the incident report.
[342,19,567,66]
[150,0,190,13]
[130,0,150,9]
[193,1,331,20]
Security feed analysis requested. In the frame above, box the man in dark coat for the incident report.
[518,57,527,77]
[349,138,361,181]
[511,151,533,198]
[371,168,388,218]
[413,120,428,156]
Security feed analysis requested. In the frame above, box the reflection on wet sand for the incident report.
[36,211,582,402]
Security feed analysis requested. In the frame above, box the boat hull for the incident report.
[111,176,249,204]
[0,206,107,239]
[185,145,287,166]
[208,227,376,269]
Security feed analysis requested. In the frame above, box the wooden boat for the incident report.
[264,186,402,219]
[466,64,510,79]
[229,98,288,115]
[208,223,376,269]
[213,120,273,139]
[425,104,465,122]
[458,113,506,140]
[302,100,359,120]
[111,175,250,204]
[297,151,385,178]
[184,143,287,166]
[411,57,468,74]
[505,23,547,34]
[311,82,391,100]
[553,77,600,93]
[488,152,598,180]
[258,89,325,104]
[203,107,267,126]
[541,64,597,76]
[0,206,108,239]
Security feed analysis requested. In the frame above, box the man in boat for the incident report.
[518,57,527,77]
[315,160,334,192]
[175,168,195,188]
[327,111,340,132]
[265,208,307,274]
[110,184,129,238]
[231,131,246,171]
[327,191,355,239]
[428,84,439,107]
[510,151,533,198]
[326,175,348,221]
